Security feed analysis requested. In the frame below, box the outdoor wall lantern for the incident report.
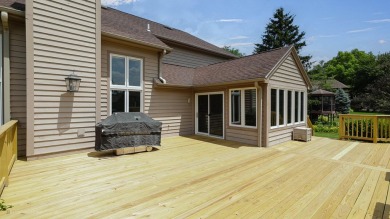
[65,72,81,92]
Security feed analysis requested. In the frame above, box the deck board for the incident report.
[1,136,390,218]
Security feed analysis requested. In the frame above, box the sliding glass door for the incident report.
[196,92,224,138]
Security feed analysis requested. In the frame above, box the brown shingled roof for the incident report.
[162,64,195,86]
[193,46,291,86]
[159,46,296,87]
[0,0,24,10]
[310,89,335,96]
[101,7,236,58]
[101,8,170,50]
[0,0,236,58]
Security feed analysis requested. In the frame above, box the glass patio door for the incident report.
[196,93,224,138]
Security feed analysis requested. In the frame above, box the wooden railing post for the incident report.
[339,115,344,140]
[307,116,314,136]
[373,116,378,143]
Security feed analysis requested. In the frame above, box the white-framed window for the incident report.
[229,88,257,128]
[110,54,143,114]
[271,88,306,128]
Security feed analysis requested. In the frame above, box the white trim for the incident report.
[109,53,144,114]
[195,92,225,139]
[287,90,293,126]
[229,87,257,129]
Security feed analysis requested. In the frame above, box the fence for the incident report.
[0,120,18,196]
[339,115,390,143]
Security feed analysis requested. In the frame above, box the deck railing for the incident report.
[0,120,18,196]
[339,115,390,143]
[307,116,314,136]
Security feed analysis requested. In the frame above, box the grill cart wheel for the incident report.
[146,146,153,152]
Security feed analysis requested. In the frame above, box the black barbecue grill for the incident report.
[95,112,162,152]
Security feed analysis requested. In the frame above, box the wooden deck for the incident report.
[2,136,390,218]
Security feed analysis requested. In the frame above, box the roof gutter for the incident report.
[158,50,167,84]
[102,31,172,52]
[0,6,24,17]
[193,78,268,88]
[153,78,192,89]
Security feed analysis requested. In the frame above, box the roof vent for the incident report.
[163,25,173,30]
[147,23,151,32]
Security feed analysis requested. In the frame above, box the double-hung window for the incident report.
[110,54,143,114]
[230,88,257,128]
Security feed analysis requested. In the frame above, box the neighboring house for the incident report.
[0,0,311,159]
[312,79,349,91]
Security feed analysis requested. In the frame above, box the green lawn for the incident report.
[314,132,339,139]
[349,111,388,115]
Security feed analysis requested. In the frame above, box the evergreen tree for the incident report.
[335,89,350,114]
[253,7,312,69]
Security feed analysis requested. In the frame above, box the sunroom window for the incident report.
[271,88,305,128]
[110,54,143,114]
[230,88,257,128]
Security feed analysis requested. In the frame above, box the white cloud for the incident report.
[102,0,137,6]
[346,28,374,33]
[228,42,254,47]
[379,39,387,44]
[366,19,390,23]
[229,36,249,40]
[216,19,243,23]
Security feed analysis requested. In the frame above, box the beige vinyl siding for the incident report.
[146,89,194,136]
[29,0,98,156]
[7,19,27,156]
[226,127,258,146]
[162,44,228,68]
[268,55,308,146]
[101,39,194,137]
[269,55,306,88]
[195,84,258,146]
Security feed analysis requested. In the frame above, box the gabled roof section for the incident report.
[265,46,312,89]
[158,46,312,88]
[101,8,170,50]
[192,47,290,86]
[101,7,236,58]
[0,0,237,57]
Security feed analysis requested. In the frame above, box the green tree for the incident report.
[335,88,350,114]
[323,49,377,96]
[222,46,245,57]
[253,7,312,69]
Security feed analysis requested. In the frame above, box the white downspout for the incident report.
[255,81,262,147]
[1,11,10,123]
[158,50,167,84]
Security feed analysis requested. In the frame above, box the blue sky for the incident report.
[102,0,390,63]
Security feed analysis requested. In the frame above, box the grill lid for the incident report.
[97,112,162,135]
